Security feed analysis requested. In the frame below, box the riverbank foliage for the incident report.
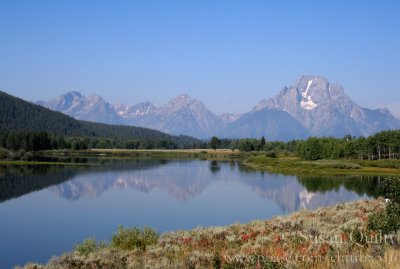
[368,178,400,235]
[244,155,400,176]
[1,129,399,163]
[297,130,400,161]
[0,130,203,156]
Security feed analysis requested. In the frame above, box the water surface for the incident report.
[0,159,382,268]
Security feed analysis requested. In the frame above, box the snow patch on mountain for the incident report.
[300,98,318,110]
[300,79,318,110]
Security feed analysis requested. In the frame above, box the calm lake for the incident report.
[0,158,382,268]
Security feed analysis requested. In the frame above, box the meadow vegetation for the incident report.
[244,155,400,176]
[19,196,400,269]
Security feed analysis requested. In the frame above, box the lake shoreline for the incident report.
[243,155,400,176]
[2,149,399,176]
[18,198,399,269]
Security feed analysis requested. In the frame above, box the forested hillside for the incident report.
[0,91,200,148]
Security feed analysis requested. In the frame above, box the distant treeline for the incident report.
[0,131,205,152]
[211,130,400,161]
[1,129,399,161]
[296,130,400,160]
[213,137,296,157]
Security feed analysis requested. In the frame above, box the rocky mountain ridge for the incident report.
[37,75,400,139]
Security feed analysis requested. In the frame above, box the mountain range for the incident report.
[0,91,199,147]
[37,75,400,140]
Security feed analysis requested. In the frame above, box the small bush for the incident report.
[111,226,159,251]
[0,147,8,159]
[368,178,400,235]
[22,151,34,161]
[212,252,222,269]
[265,151,277,158]
[74,238,104,257]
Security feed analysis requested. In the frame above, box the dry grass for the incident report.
[17,198,400,269]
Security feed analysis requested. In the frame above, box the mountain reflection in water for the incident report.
[1,159,382,212]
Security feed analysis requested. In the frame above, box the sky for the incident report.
[0,0,399,116]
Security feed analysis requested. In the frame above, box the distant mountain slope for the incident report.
[256,75,400,137]
[40,93,226,138]
[0,91,199,146]
[37,91,122,124]
[37,75,400,139]
[221,108,309,140]
[124,94,225,138]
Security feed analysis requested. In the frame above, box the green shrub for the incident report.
[265,151,277,158]
[111,226,159,251]
[368,178,400,235]
[8,152,16,160]
[0,147,8,159]
[212,252,222,269]
[385,178,400,204]
[22,151,34,161]
[74,238,104,256]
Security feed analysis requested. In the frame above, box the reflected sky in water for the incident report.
[0,159,379,268]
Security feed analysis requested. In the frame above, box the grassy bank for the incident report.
[0,160,97,166]
[88,148,243,160]
[244,155,400,176]
[19,198,400,269]
[0,148,243,166]
[3,149,400,177]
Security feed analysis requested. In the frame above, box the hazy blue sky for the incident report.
[1,0,399,116]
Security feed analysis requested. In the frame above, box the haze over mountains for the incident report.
[38,76,400,140]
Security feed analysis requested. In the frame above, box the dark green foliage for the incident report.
[111,226,159,251]
[0,147,7,159]
[223,138,299,154]
[297,137,323,160]
[212,252,222,269]
[265,151,277,158]
[238,139,257,151]
[0,131,52,152]
[368,178,400,235]
[0,130,186,153]
[342,226,368,247]
[210,136,221,150]
[259,136,266,150]
[297,131,400,160]
[0,91,201,149]
[384,177,400,204]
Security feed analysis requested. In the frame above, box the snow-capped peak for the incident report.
[166,94,202,109]
[300,79,318,110]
